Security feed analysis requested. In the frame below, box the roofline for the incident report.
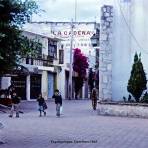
[30,21,99,24]
[22,30,63,41]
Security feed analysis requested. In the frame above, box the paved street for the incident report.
[1,100,148,148]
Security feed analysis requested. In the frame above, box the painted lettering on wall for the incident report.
[51,30,95,38]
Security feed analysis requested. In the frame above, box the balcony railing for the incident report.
[21,55,54,67]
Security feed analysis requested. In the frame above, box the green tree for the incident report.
[127,53,147,102]
[0,0,41,74]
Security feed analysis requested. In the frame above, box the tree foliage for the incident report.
[73,48,89,77]
[127,53,147,102]
[0,0,38,27]
[0,0,41,73]
[73,48,89,98]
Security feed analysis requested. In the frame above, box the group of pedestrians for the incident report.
[37,89,62,117]
[9,89,63,118]
[8,85,97,118]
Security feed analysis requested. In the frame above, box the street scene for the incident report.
[1,0,148,147]
[1,100,148,148]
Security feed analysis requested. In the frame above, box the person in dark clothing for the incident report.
[9,92,20,118]
[9,87,15,98]
[37,93,47,117]
[52,89,62,117]
[91,87,98,110]
[8,83,15,98]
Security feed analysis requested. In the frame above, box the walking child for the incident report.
[37,93,47,117]
[52,89,62,117]
[9,92,20,118]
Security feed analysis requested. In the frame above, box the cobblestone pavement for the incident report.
[1,100,148,148]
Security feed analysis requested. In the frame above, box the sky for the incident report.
[32,0,104,22]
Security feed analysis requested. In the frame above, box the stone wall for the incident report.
[98,102,148,118]
[99,5,113,100]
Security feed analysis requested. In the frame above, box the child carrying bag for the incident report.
[43,102,47,110]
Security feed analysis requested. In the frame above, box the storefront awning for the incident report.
[0,65,29,77]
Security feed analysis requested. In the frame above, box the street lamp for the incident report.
[90,24,100,47]
[90,30,100,93]
[90,34,99,47]
[90,31,99,70]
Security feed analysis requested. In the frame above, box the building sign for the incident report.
[25,22,99,65]
[51,30,95,38]
[49,22,98,57]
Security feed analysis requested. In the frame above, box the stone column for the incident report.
[26,75,30,101]
[99,5,113,101]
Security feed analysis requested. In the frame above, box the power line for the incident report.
[117,0,148,54]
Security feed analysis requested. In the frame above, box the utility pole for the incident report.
[69,19,74,99]
[75,0,77,22]
[69,0,77,99]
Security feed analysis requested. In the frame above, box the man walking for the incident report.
[91,87,98,110]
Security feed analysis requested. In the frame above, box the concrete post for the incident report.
[26,75,30,100]
[41,71,48,100]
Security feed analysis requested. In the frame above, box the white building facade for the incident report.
[1,31,65,100]
[23,22,99,99]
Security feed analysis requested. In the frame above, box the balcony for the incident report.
[21,55,54,67]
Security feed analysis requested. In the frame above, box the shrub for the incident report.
[141,92,148,103]
[127,53,147,102]
[123,96,126,102]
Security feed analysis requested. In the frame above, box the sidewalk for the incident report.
[1,100,148,148]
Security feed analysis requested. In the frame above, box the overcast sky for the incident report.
[32,0,104,22]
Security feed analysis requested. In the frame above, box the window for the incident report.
[26,57,33,65]
[36,47,42,58]
[84,43,87,47]
[59,49,64,64]
[48,39,57,60]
